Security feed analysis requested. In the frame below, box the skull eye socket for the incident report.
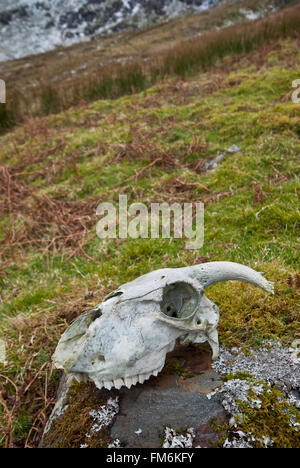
[161,282,199,320]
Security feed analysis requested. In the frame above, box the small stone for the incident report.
[227,144,242,153]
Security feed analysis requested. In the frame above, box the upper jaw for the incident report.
[72,362,166,390]
[107,365,163,390]
[68,340,179,391]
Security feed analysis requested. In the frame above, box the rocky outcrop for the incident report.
[40,343,227,448]
[0,0,220,61]
[0,0,297,61]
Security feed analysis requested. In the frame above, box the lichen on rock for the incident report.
[208,342,300,448]
[162,427,196,448]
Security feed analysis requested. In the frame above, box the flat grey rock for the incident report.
[110,371,224,448]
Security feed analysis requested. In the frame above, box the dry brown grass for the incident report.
[0,163,98,269]
[0,290,108,448]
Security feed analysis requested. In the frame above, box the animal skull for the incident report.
[53,262,274,390]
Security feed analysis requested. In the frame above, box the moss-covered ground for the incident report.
[0,35,299,447]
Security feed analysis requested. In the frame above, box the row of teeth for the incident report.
[96,364,164,390]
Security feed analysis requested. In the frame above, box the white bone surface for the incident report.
[53,262,274,390]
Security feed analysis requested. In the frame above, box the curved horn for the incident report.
[192,261,274,294]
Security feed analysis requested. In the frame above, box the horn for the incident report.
[191,261,274,294]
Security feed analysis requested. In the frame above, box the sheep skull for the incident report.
[53,262,274,390]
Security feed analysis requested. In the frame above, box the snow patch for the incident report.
[0,0,224,62]
[240,9,262,21]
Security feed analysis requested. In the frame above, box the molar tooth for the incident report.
[95,380,104,389]
[131,375,139,386]
[114,378,124,390]
[104,381,113,390]
[145,373,152,380]
[153,369,159,377]
[138,374,146,384]
[125,377,133,389]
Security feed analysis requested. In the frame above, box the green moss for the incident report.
[223,371,254,382]
[13,410,32,440]
[162,361,196,379]
[216,382,300,448]
[207,261,300,350]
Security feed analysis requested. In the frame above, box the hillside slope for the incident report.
[0,0,298,109]
[0,31,299,447]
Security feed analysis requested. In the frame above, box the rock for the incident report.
[40,344,227,448]
[204,152,225,173]
[178,370,223,394]
[110,372,224,448]
[227,144,242,153]
[0,12,12,26]
[204,144,242,173]
[0,0,223,62]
